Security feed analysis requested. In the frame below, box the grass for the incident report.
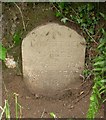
[0,93,22,119]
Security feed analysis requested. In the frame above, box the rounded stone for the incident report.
[22,23,86,98]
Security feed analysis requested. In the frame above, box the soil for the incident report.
[2,3,104,118]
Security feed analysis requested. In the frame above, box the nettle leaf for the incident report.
[13,32,21,45]
[61,17,68,24]
[0,44,7,61]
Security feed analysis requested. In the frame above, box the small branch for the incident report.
[0,104,6,119]
[3,81,8,93]
[40,108,45,118]
[71,84,93,107]
[14,2,26,31]
[83,27,98,44]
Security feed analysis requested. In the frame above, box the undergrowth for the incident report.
[53,2,106,118]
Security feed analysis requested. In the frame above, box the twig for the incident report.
[0,102,6,119]
[40,108,45,118]
[72,84,93,107]
[83,27,98,45]
[2,81,8,93]
[14,2,26,31]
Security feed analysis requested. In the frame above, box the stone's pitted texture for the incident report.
[22,23,86,98]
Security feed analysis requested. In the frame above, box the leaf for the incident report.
[90,96,94,101]
[58,2,65,10]
[61,17,68,23]
[87,4,94,11]
[94,61,104,66]
[50,112,56,118]
[0,44,7,61]
[5,100,10,119]
[99,12,106,20]
[93,68,102,72]
[89,28,94,35]
[103,98,106,103]
[101,79,106,83]
[13,32,21,45]
[98,42,105,49]
[101,28,106,37]
[55,11,62,17]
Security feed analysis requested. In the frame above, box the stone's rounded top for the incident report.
[22,23,86,98]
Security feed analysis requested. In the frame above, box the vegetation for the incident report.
[0,93,22,119]
[0,2,106,119]
[53,2,106,118]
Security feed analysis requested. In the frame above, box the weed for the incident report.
[0,93,22,119]
[13,31,21,45]
[0,43,7,61]
[50,112,57,118]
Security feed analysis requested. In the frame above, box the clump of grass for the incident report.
[0,93,22,119]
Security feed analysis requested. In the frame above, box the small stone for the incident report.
[5,55,17,68]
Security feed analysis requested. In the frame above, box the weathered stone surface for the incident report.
[22,23,86,98]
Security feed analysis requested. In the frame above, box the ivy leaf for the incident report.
[0,44,7,61]
[61,17,68,24]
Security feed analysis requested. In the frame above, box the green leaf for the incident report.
[102,67,106,72]
[90,96,94,101]
[101,79,106,83]
[5,100,10,119]
[99,12,106,20]
[55,11,62,17]
[58,2,65,10]
[98,42,105,49]
[89,28,94,35]
[61,17,68,23]
[50,112,56,118]
[0,44,7,61]
[87,4,94,11]
[94,61,104,66]
[103,98,106,103]
[101,28,106,37]
[13,32,21,45]
[93,68,102,71]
